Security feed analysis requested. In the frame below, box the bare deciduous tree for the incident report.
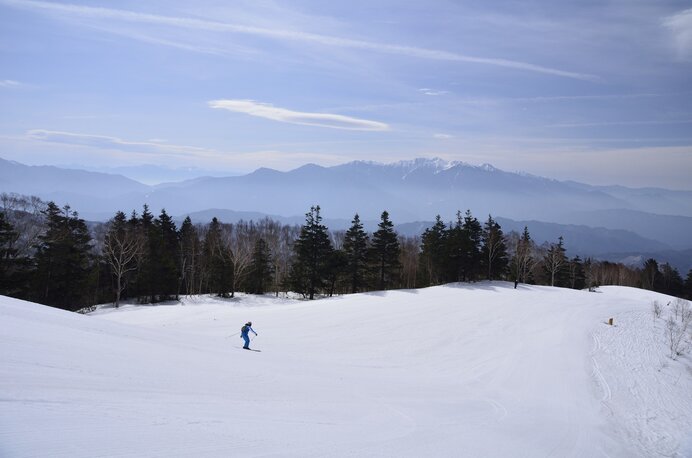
[0,193,46,258]
[103,213,144,307]
[665,316,688,359]
[509,227,536,284]
[398,235,420,289]
[652,300,662,320]
[225,221,253,298]
[664,299,691,359]
[543,237,567,287]
[258,218,297,297]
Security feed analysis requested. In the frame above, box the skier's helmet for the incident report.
[247,321,252,326]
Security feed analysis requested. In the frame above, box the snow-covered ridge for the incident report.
[2,284,690,457]
[340,157,506,178]
[344,157,477,170]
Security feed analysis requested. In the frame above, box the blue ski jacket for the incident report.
[241,325,257,337]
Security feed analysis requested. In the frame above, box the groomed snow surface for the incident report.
[1,283,691,457]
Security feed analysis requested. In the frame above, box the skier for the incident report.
[241,321,257,350]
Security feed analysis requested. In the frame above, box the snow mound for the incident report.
[1,283,690,457]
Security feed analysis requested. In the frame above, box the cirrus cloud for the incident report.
[208,99,389,131]
[26,129,214,157]
[664,8,692,61]
[0,79,22,88]
[0,0,599,81]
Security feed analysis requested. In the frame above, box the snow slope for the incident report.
[1,283,690,457]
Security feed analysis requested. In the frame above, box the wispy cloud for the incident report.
[550,119,692,128]
[433,133,454,139]
[26,129,215,157]
[419,88,450,96]
[208,99,390,131]
[663,8,692,61]
[0,79,22,88]
[4,131,352,172]
[0,0,599,81]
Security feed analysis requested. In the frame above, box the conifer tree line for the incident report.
[1,193,691,311]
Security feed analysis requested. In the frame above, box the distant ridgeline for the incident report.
[1,194,691,311]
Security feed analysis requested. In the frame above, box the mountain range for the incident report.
[1,157,690,269]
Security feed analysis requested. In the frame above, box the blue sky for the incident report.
[1,0,691,188]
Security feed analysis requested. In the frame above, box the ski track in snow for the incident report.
[591,332,612,403]
[1,283,691,457]
[590,306,692,458]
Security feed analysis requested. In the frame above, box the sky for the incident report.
[0,0,691,188]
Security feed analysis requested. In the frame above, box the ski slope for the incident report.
[1,283,691,457]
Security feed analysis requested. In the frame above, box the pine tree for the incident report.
[152,209,180,301]
[444,210,482,282]
[512,227,535,284]
[133,205,156,302]
[369,210,400,290]
[325,249,348,297]
[246,238,274,294]
[178,216,201,296]
[683,270,692,300]
[445,212,466,282]
[0,211,23,296]
[568,256,586,290]
[543,236,568,287]
[419,215,447,286]
[342,213,369,293]
[642,258,660,291]
[659,263,683,297]
[288,206,333,299]
[32,203,94,310]
[481,215,508,281]
[203,217,233,297]
[462,210,483,281]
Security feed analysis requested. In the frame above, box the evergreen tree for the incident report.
[246,237,274,294]
[481,215,508,280]
[445,212,467,282]
[445,210,482,282]
[583,257,596,290]
[133,205,156,302]
[325,249,348,297]
[288,206,333,299]
[32,203,94,310]
[0,211,27,296]
[543,236,568,287]
[568,256,586,290]
[342,214,369,293]
[0,211,17,261]
[462,210,483,281]
[152,209,180,300]
[659,263,683,297]
[642,258,660,291]
[203,217,233,297]
[178,216,201,296]
[369,210,400,290]
[683,270,692,300]
[419,215,447,286]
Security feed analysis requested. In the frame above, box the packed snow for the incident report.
[1,283,691,457]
